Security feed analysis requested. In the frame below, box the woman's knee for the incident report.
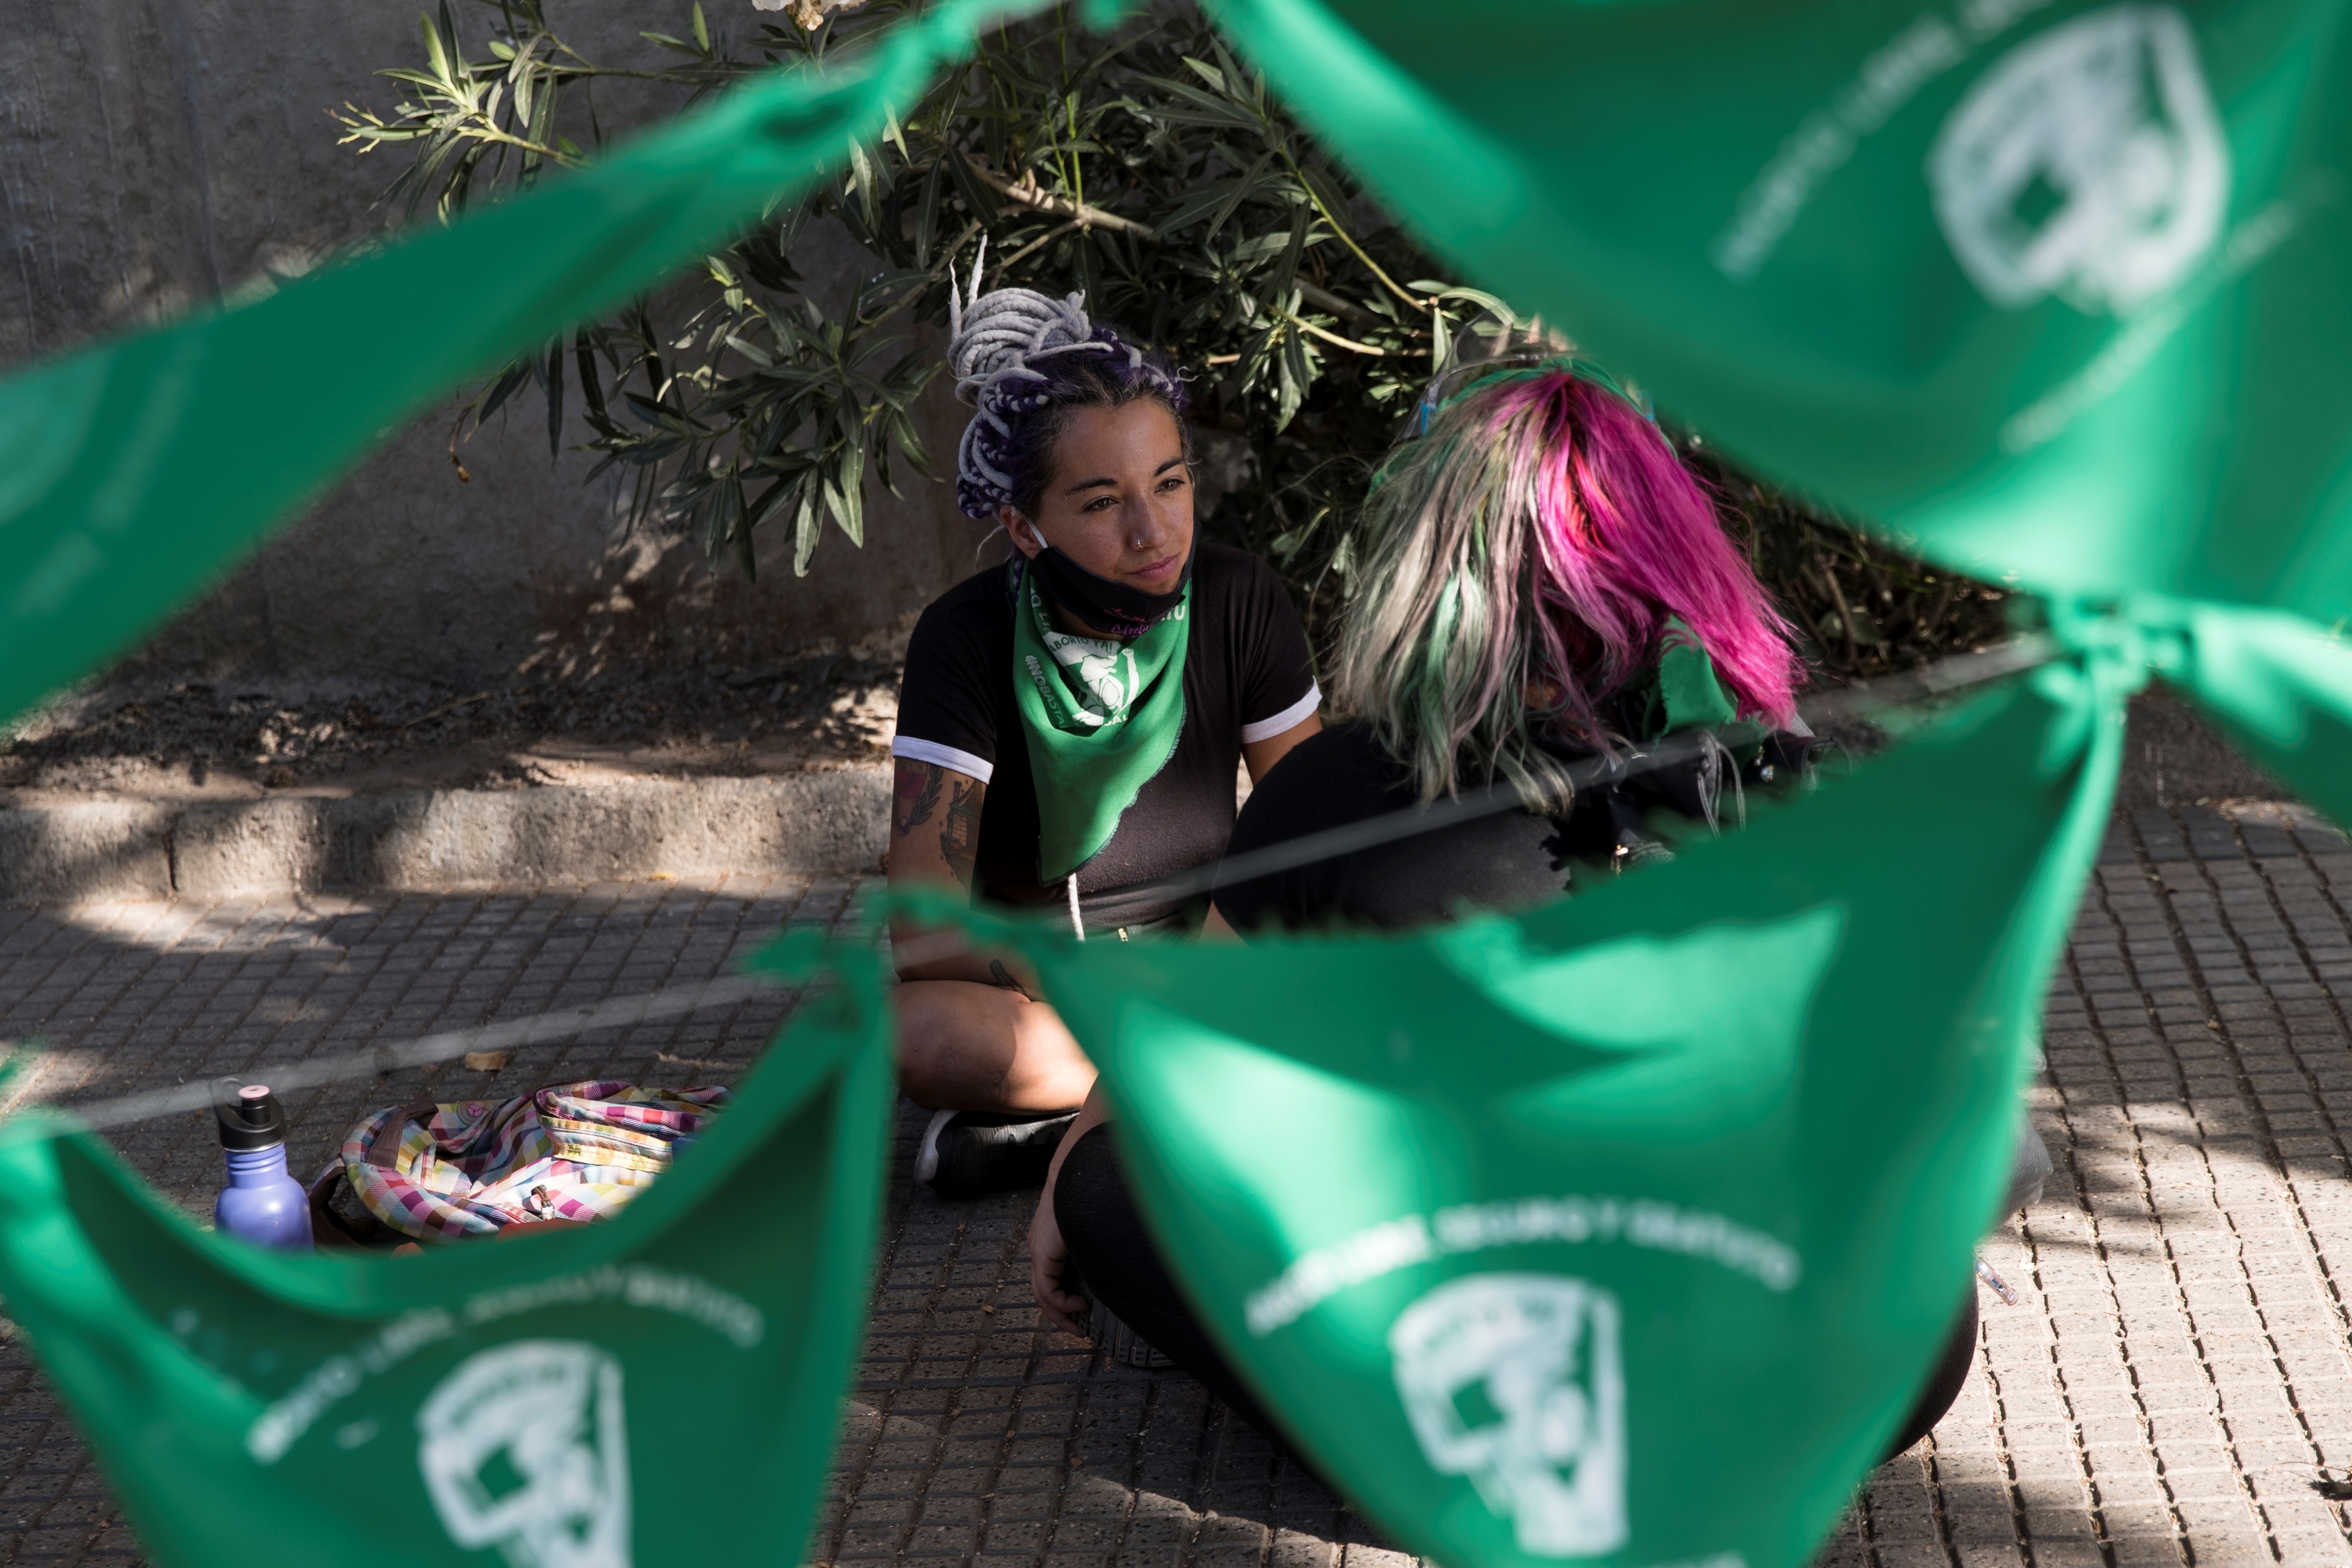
[893,980,998,1102]
[893,981,1088,1110]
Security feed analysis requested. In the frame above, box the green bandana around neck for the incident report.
[1012,560,1192,883]
[1638,615,1740,741]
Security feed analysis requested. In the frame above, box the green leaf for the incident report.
[845,141,879,229]
[724,335,775,370]
[734,516,759,581]
[914,161,944,267]
[793,487,819,577]
[1275,328,1313,430]
[574,341,609,424]
[1154,174,1258,237]
[476,358,533,425]
[1270,203,1309,305]
[1422,285,1518,325]
[836,445,866,545]
[418,12,453,91]
[1299,164,1352,229]
[691,3,710,54]
[1181,56,1228,94]
[726,472,755,581]
[545,338,566,460]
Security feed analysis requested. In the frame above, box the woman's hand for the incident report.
[1029,1080,1109,1334]
[1028,1190,1088,1335]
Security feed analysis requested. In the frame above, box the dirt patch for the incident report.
[2,647,2302,819]
[0,649,902,808]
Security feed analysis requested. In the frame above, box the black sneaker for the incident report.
[914,1109,1079,1199]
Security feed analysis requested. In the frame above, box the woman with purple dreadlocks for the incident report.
[888,264,1320,1197]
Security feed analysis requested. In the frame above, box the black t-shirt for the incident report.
[1216,721,1818,934]
[1215,724,1575,933]
[893,542,1319,931]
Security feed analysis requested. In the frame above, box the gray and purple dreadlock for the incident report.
[947,239,1189,522]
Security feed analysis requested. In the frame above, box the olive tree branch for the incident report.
[994,217,1087,271]
[1282,312,1391,357]
[962,157,1156,238]
[1279,147,1426,314]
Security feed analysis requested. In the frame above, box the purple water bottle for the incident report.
[212,1079,313,1251]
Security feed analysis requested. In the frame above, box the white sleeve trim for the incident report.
[1240,683,1322,744]
[890,735,994,784]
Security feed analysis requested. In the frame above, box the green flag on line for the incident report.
[0,0,1046,736]
[1201,0,2352,623]
[0,938,891,1568]
[901,657,2125,1568]
[1196,0,2352,884]
[1,2,2349,1566]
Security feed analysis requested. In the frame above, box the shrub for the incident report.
[342,0,2002,674]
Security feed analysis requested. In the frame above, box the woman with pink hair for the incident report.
[1211,357,1813,926]
[1032,361,2017,1465]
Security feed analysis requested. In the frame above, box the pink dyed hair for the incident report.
[1333,367,1804,804]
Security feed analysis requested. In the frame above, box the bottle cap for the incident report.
[213,1078,286,1151]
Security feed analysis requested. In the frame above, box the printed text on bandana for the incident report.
[1713,0,2059,278]
[243,1262,763,1464]
[1245,1195,1801,1336]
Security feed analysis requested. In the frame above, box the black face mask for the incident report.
[1024,543,1193,638]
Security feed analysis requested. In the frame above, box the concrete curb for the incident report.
[0,769,891,904]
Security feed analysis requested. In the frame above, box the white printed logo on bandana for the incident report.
[1929,4,2229,314]
[1042,629,1140,726]
[418,1340,633,1568]
[1390,1274,1628,1558]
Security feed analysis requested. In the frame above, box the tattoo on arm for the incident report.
[892,761,945,838]
[941,778,982,889]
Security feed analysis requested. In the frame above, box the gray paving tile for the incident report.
[14,806,2352,1565]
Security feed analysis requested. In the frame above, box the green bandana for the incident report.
[0,931,893,1568]
[1628,616,1740,743]
[1061,671,2104,1568]
[890,650,2121,1568]
[1012,562,1192,883]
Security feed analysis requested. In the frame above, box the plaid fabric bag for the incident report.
[342,1080,731,1239]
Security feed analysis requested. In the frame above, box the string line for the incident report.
[3,974,774,1139]
[5,634,2055,1139]
[994,631,2058,920]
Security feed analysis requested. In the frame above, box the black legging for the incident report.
[1054,1123,1978,1472]
[1056,1125,1303,1455]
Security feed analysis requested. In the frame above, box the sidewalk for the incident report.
[0,803,2348,1565]
[1822,804,2352,1568]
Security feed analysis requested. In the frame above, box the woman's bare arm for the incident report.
[888,757,1024,987]
[1242,712,1319,783]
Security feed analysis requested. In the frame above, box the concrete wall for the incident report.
[0,0,980,687]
